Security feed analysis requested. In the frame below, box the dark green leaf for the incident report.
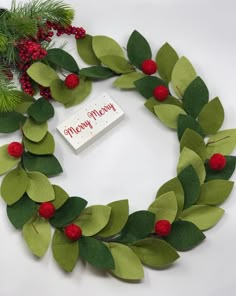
[205,156,236,181]
[134,76,168,99]
[27,98,54,123]
[76,34,100,65]
[0,112,26,133]
[79,66,115,80]
[177,114,204,140]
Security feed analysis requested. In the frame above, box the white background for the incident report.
[1,0,236,295]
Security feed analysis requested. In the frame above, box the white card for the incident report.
[57,93,125,152]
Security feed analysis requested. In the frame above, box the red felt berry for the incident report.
[64,74,80,89]
[209,153,226,171]
[7,142,24,158]
[153,85,169,101]
[141,59,157,75]
[155,220,171,237]
[64,224,82,241]
[38,202,55,219]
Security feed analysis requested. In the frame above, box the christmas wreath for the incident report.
[0,0,235,281]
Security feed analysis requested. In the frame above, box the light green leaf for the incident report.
[92,35,124,59]
[99,55,134,74]
[23,132,55,155]
[52,185,69,209]
[27,62,59,87]
[107,243,144,280]
[13,91,35,114]
[76,34,100,65]
[180,205,224,230]
[206,129,236,158]
[198,97,224,135]
[26,172,55,202]
[113,72,145,89]
[148,191,177,223]
[23,215,51,257]
[198,180,234,205]
[131,238,179,268]
[52,229,79,272]
[154,104,186,129]
[144,96,183,114]
[0,144,19,175]
[171,56,197,98]
[177,147,206,184]
[1,166,28,205]
[98,200,129,238]
[74,205,111,236]
[22,118,48,143]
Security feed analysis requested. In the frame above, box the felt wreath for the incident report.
[0,0,236,282]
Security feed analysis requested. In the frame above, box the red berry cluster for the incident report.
[17,40,47,63]
[46,21,86,39]
[36,26,54,42]
[39,86,52,100]
[19,70,34,96]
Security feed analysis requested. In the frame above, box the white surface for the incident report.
[0,0,236,295]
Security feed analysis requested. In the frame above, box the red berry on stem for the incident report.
[209,153,226,171]
[64,74,80,89]
[38,202,55,219]
[141,59,157,75]
[7,142,24,158]
[153,85,169,101]
[155,220,171,237]
[64,224,82,241]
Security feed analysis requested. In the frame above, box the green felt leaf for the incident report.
[79,66,115,80]
[99,55,134,74]
[177,114,204,140]
[26,172,55,202]
[198,180,234,205]
[180,128,207,161]
[76,34,100,65]
[13,91,35,114]
[144,96,183,115]
[206,129,236,157]
[98,200,129,238]
[23,215,51,257]
[154,104,186,129]
[0,145,20,175]
[52,229,79,272]
[65,79,92,108]
[22,152,63,177]
[131,238,179,268]
[113,72,145,89]
[180,205,224,230]
[115,210,155,243]
[27,62,59,87]
[79,237,115,270]
[74,205,111,236]
[198,97,224,135]
[164,220,205,251]
[178,165,201,209]
[148,191,177,223]
[107,243,144,280]
[23,132,55,155]
[156,178,184,216]
[1,166,29,205]
[177,147,206,184]
[127,30,152,69]
[52,185,69,209]
[22,118,48,143]
[205,156,236,181]
[0,112,26,133]
[171,56,197,98]
[7,193,37,229]
[50,196,87,228]
[155,42,179,82]
[183,76,209,118]
[92,35,124,59]
[134,76,168,99]
[27,98,54,124]
[46,48,79,73]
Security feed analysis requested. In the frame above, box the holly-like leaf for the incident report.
[198,97,224,135]
[205,156,236,181]
[79,66,115,80]
[134,76,168,99]
[180,205,224,230]
[107,243,144,280]
[1,166,29,205]
[79,237,115,269]
[131,238,179,268]
[154,104,186,129]
[52,229,79,272]
[155,42,179,82]
[183,76,209,118]
[74,205,111,236]
[113,72,145,89]
[7,193,37,229]
[22,118,48,143]
[127,30,152,69]
[27,98,54,124]
[99,55,134,74]
[51,185,69,209]
[164,220,205,251]
[0,144,20,175]
[27,62,59,87]
[23,132,55,155]
[92,35,124,58]
[144,96,183,114]
[0,111,26,133]
[50,196,87,228]
[177,114,204,140]
[76,34,100,65]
